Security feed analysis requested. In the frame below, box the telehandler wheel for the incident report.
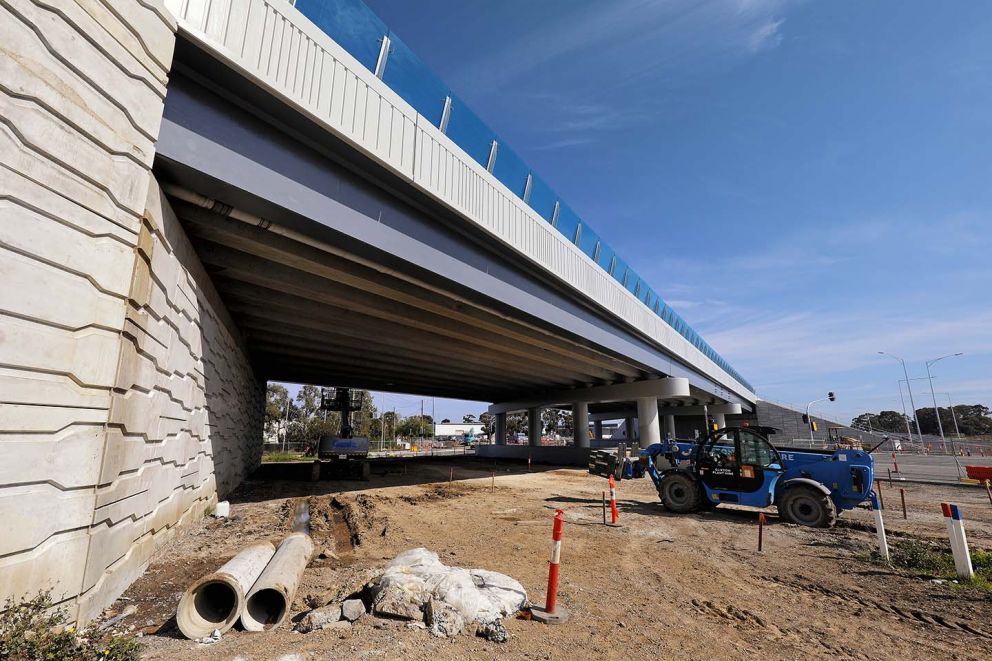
[659,473,701,513]
[778,486,836,528]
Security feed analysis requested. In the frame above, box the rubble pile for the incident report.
[368,548,527,639]
[294,548,527,641]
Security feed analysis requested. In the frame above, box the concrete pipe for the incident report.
[241,533,315,631]
[176,541,276,639]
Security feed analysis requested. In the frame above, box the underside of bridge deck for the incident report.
[168,193,654,402]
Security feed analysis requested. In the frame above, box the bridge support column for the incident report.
[624,417,636,445]
[528,407,542,447]
[665,414,676,440]
[573,403,589,448]
[494,412,506,446]
[637,397,661,449]
[593,420,603,442]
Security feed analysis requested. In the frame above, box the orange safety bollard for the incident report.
[531,509,568,624]
[608,474,620,524]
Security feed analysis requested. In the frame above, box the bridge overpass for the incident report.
[1,0,754,621]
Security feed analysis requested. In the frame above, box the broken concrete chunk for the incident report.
[426,598,465,637]
[477,619,508,643]
[295,604,343,633]
[373,584,428,621]
[341,599,365,622]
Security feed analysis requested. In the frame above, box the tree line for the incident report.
[266,384,440,447]
[265,384,582,449]
[851,404,991,437]
[459,410,575,439]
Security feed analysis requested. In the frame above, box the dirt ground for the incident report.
[104,460,992,660]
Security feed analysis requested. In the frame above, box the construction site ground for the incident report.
[107,459,992,660]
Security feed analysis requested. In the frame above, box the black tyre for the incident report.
[659,473,701,513]
[778,486,836,527]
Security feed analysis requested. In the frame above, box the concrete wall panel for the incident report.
[0,247,127,331]
[5,0,168,142]
[0,319,123,389]
[1,0,261,624]
[0,530,90,604]
[0,425,105,490]
[0,483,96,557]
[78,179,263,617]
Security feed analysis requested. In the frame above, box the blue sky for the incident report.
[286,0,992,425]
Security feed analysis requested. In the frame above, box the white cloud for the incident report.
[448,0,797,93]
[635,210,992,420]
[702,310,992,378]
[747,18,785,53]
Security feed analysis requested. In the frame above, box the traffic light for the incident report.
[802,413,810,424]
[811,420,818,432]
[828,391,836,402]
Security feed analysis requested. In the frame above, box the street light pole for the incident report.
[879,352,922,439]
[925,353,963,473]
[941,393,962,439]
[896,380,914,442]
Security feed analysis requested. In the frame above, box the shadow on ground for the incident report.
[230,458,567,504]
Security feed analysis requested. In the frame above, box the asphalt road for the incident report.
[873,453,992,484]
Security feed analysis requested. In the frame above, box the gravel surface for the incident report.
[101,459,992,660]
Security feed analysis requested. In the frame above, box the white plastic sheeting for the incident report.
[370,548,526,635]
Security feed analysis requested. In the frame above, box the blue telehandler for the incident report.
[641,426,878,527]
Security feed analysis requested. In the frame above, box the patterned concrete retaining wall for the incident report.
[0,0,262,622]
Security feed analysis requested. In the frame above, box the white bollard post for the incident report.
[941,503,974,579]
[873,505,890,562]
